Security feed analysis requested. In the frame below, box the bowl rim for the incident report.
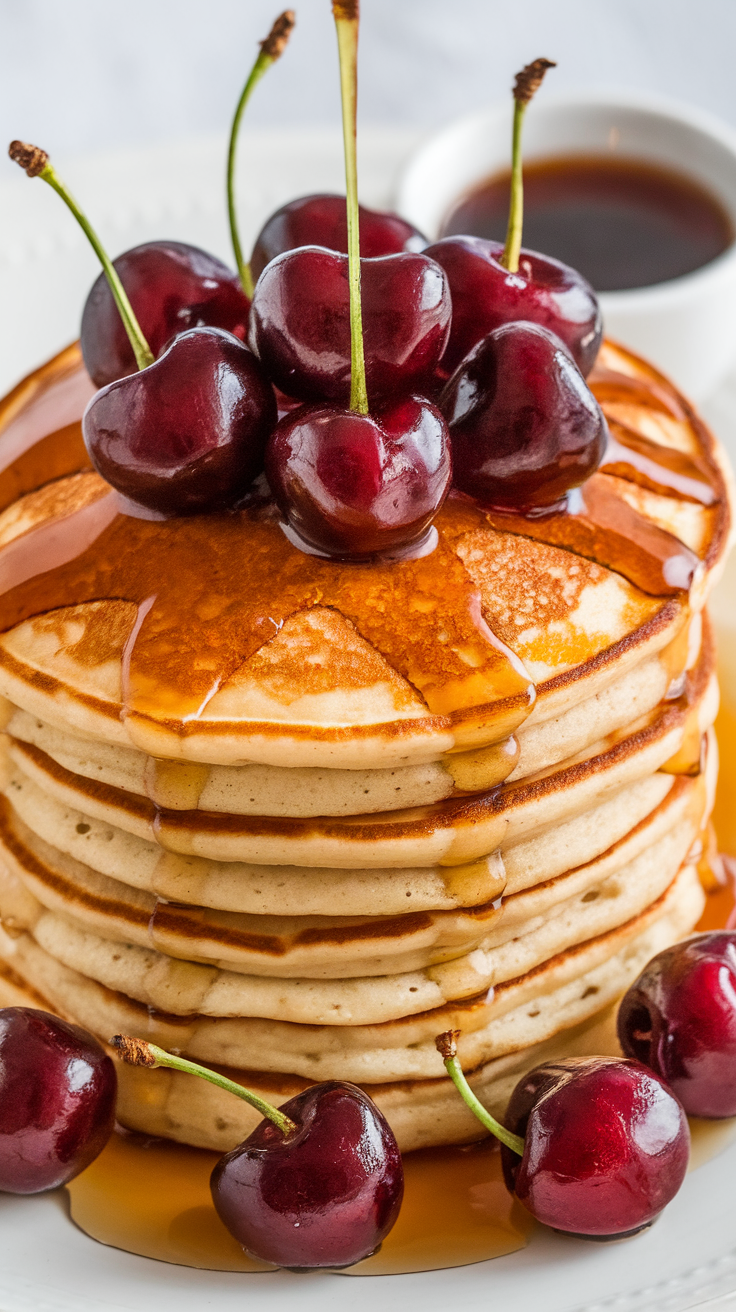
[396,84,736,305]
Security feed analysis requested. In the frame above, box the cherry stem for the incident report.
[500,58,556,275]
[435,1031,525,1156]
[332,1,368,415]
[7,141,154,372]
[227,11,295,300]
[110,1035,297,1137]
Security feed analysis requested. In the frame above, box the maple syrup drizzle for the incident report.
[602,422,716,506]
[483,473,699,596]
[0,348,721,737]
[0,344,93,515]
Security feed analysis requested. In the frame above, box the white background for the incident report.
[2,0,736,392]
[2,0,736,164]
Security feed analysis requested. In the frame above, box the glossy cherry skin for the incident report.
[265,396,451,559]
[250,193,426,283]
[250,246,451,407]
[425,235,602,379]
[211,1081,404,1269]
[81,241,250,388]
[618,932,736,1118]
[83,327,276,515]
[501,1057,689,1238]
[440,320,608,512]
[0,1007,116,1194]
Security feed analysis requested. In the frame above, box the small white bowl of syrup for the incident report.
[397,88,736,400]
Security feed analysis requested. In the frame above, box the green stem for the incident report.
[227,12,295,300]
[40,163,154,371]
[111,1037,297,1136]
[227,57,269,300]
[500,98,526,275]
[437,1033,525,1155]
[333,5,368,415]
[500,59,556,275]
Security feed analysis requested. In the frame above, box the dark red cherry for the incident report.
[81,240,250,388]
[211,1080,404,1269]
[618,931,736,1118]
[440,320,607,511]
[501,1057,689,1238]
[265,395,451,559]
[83,326,276,514]
[425,235,602,379]
[249,247,451,406]
[0,1007,116,1193]
[250,193,426,283]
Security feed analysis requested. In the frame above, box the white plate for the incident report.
[2,130,736,1312]
[1,1139,736,1312]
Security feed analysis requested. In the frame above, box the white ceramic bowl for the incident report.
[396,89,736,401]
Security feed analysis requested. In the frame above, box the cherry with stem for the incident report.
[9,141,276,513]
[435,1029,690,1239]
[264,0,451,559]
[501,59,556,274]
[425,60,602,379]
[227,10,295,299]
[112,1034,404,1270]
[9,141,153,371]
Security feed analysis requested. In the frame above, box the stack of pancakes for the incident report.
[0,339,730,1152]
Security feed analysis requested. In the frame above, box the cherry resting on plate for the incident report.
[0,1008,116,1193]
[81,240,251,388]
[111,1037,404,1270]
[501,1056,690,1238]
[266,396,451,558]
[426,235,602,379]
[250,193,426,282]
[212,1081,404,1269]
[440,319,607,511]
[83,326,277,514]
[618,932,736,1118]
[249,246,451,406]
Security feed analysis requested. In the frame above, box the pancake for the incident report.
[0,772,705,988]
[3,763,676,916]
[0,336,729,1152]
[2,639,675,814]
[0,860,701,1149]
[2,622,716,869]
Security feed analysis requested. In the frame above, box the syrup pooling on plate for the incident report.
[65,1128,533,1274]
[0,347,723,740]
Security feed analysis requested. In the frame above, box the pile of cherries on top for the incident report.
[8,31,608,559]
[3,928,736,1268]
[75,192,606,557]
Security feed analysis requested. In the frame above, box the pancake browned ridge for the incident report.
[0,337,731,1151]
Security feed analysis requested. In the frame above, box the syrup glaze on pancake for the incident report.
[0,340,729,765]
[0,344,93,514]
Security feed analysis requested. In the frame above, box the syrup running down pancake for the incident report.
[0,337,731,1150]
